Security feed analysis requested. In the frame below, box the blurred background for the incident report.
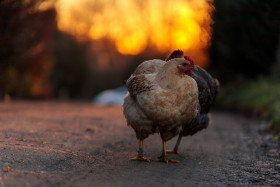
[0,0,279,131]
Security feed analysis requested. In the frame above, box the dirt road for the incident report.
[0,101,279,186]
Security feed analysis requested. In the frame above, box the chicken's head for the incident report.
[177,56,198,75]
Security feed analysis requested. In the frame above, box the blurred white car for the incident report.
[93,86,127,105]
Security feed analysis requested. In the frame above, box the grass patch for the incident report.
[216,76,280,135]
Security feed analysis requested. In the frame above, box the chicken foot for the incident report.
[131,139,151,162]
[158,140,178,163]
[166,135,182,154]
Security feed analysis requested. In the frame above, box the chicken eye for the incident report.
[182,63,188,67]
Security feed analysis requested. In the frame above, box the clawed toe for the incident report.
[131,156,151,162]
[157,156,178,163]
[166,149,179,154]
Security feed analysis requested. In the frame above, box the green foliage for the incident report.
[210,0,280,135]
[217,77,280,135]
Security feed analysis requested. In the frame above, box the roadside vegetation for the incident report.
[216,76,280,136]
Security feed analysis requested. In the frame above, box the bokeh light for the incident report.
[54,0,214,55]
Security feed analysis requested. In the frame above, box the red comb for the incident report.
[184,56,194,65]
[165,49,184,61]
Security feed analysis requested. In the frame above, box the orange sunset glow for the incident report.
[51,0,214,55]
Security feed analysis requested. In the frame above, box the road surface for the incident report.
[0,101,279,186]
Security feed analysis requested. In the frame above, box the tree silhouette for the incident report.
[0,0,56,98]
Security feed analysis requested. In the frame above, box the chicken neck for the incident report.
[155,62,183,90]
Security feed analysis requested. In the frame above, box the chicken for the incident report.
[165,49,219,154]
[123,56,199,163]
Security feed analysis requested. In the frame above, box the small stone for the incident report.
[274,164,280,171]
[85,128,94,133]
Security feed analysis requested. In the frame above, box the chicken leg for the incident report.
[158,140,178,163]
[166,135,182,154]
[131,139,151,162]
